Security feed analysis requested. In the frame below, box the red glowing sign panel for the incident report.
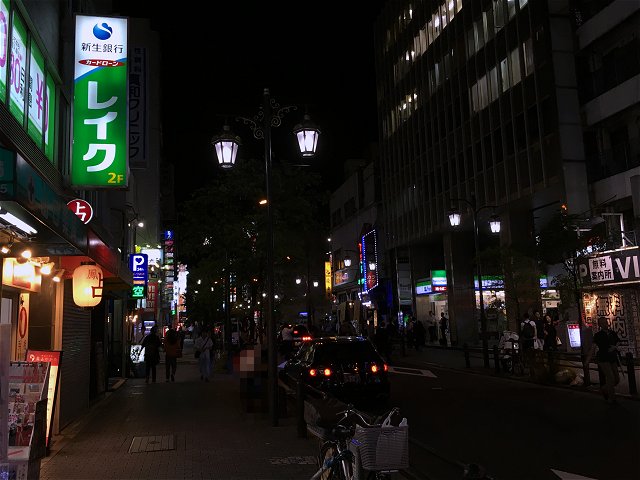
[66,198,93,224]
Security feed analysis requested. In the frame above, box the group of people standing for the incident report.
[520,310,560,352]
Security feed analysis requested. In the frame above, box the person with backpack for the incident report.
[520,313,537,351]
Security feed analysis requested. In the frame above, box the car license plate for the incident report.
[344,373,359,384]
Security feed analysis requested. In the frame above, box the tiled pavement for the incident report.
[40,341,319,480]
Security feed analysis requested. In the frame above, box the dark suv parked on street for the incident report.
[279,336,390,407]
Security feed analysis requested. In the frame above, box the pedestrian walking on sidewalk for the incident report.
[141,326,161,383]
[195,330,213,381]
[163,327,182,382]
[585,317,621,404]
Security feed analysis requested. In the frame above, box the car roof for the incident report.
[310,336,367,344]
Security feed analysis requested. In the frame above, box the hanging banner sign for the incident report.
[578,247,640,287]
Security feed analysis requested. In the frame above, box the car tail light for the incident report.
[309,368,318,377]
[302,336,312,341]
[383,363,388,372]
[293,330,299,335]
[322,368,332,377]
[371,364,379,373]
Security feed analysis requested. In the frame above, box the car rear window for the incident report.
[313,341,380,364]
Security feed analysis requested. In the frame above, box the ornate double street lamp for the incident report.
[212,88,320,426]
[449,195,501,369]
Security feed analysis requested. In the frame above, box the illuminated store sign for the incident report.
[72,15,128,188]
[362,230,378,293]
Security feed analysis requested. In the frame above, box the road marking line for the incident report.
[551,469,597,479]
[388,366,437,378]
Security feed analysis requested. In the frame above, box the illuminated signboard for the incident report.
[567,324,581,349]
[72,15,128,188]
[431,270,447,292]
[26,349,62,447]
[334,268,356,287]
[415,280,432,295]
[66,198,94,224]
[473,275,551,290]
[325,261,332,298]
[362,230,378,293]
[129,253,148,298]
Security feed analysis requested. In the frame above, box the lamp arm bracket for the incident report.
[476,204,499,215]
[235,99,298,141]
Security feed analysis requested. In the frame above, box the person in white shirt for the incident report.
[280,324,294,359]
[194,330,213,381]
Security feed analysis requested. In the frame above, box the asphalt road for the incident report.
[384,361,640,480]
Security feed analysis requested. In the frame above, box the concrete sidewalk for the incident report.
[40,341,319,480]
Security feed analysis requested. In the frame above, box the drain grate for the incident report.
[129,435,175,453]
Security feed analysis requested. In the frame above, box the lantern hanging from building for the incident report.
[72,263,103,307]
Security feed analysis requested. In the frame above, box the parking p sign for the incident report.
[129,253,148,299]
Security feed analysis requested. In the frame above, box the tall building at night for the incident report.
[374,0,640,345]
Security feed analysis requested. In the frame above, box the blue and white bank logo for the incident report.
[92,22,113,40]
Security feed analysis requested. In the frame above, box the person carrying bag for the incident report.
[194,330,213,381]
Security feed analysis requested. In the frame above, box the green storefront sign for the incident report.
[72,15,128,188]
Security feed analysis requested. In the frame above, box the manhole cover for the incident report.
[129,435,175,453]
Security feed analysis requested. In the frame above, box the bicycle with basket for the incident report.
[309,403,409,480]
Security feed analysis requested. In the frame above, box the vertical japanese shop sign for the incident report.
[14,293,29,361]
[325,261,332,299]
[44,74,56,160]
[129,253,148,299]
[0,0,10,101]
[26,349,61,448]
[362,230,378,293]
[72,15,128,188]
[27,43,45,145]
[8,11,26,123]
[129,46,147,169]
[145,281,158,312]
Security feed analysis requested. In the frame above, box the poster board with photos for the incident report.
[25,350,61,449]
[7,362,49,462]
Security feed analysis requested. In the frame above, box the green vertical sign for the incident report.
[72,15,128,188]
[44,74,56,161]
[27,43,45,145]
[8,12,26,124]
[0,0,10,101]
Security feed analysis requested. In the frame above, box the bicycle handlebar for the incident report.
[336,406,400,427]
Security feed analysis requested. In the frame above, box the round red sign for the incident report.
[67,198,94,224]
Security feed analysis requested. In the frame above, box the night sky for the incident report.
[115,1,387,203]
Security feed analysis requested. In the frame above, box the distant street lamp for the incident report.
[211,88,320,427]
[448,195,501,369]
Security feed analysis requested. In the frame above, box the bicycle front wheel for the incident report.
[318,442,353,480]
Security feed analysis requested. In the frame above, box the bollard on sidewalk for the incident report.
[296,372,306,438]
[626,352,637,395]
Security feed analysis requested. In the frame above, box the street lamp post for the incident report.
[449,195,501,369]
[211,88,320,427]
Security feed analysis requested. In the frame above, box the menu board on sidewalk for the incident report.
[26,350,61,448]
[7,362,48,458]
